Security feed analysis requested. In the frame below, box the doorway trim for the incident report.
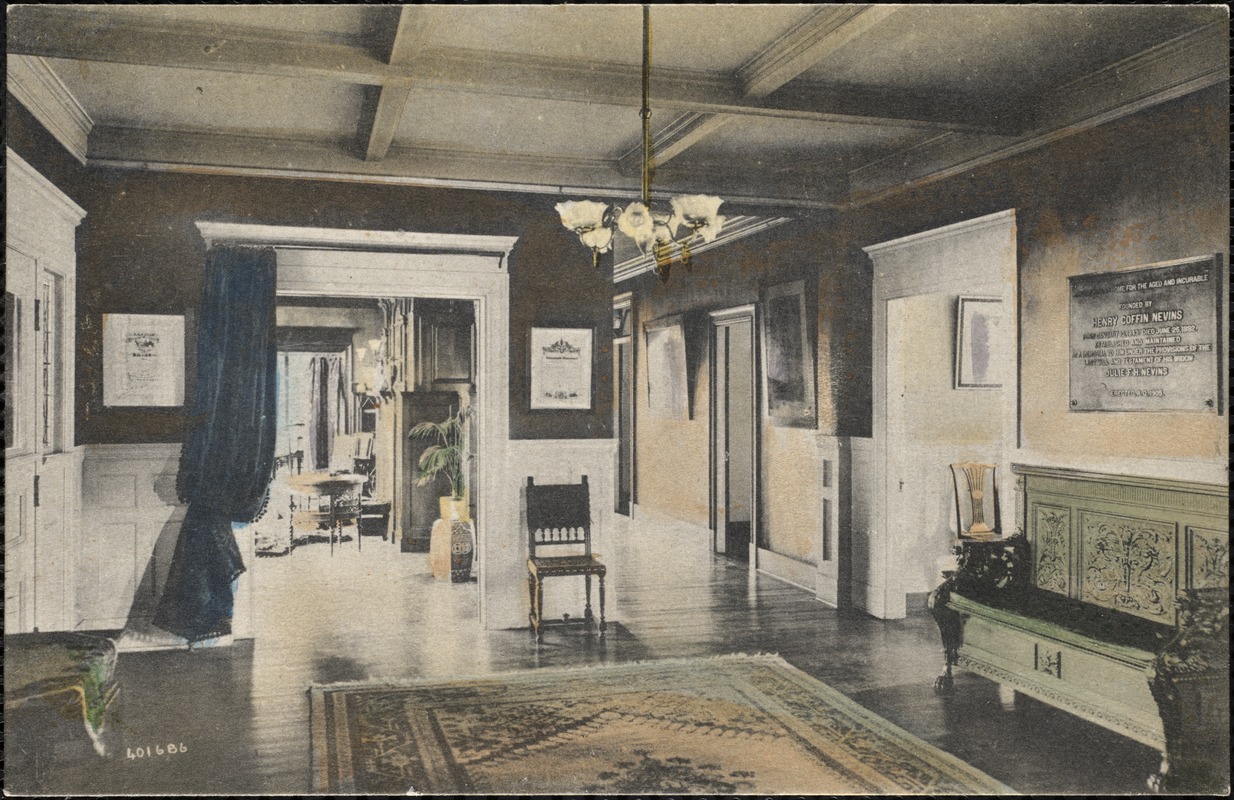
[863,209,1017,620]
[196,222,515,632]
[708,304,758,564]
[613,291,635,516]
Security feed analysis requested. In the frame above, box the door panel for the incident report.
[5,457,37,632]
[712,313,756,563]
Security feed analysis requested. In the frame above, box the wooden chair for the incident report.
[526,475,606,641]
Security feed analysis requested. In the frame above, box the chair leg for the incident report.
[535,577,544,642]
[584,574,594,623]
[528,574,538,640]
[598,574,607,638]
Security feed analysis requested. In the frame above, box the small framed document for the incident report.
[103,313,185,407]
[530,327,592,410]
[955,296,1003,389]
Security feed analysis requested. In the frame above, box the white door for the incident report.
[711,308,756,563]
[885,293,1004,602]
[4,249,74,631]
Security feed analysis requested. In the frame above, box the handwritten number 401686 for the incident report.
[127,743,187,759]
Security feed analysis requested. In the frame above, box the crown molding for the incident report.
[6,148,88,223]
[612,215,795,283]
[195,221,518,258]
[6,55,93,165]
[847,22,1227,207]
[862,208,1015,257]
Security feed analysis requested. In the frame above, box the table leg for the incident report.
[330,494,337,556]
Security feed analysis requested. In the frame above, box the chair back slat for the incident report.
[527,476,591,556]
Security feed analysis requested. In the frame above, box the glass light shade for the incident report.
[617,202,656,253]
[556,200,609,232]
[579,226,614,253]
[671,194,725,242]
[671,194,724,222]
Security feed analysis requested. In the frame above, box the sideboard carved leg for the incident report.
[1147,588,1229,794]
[928,574,963,694]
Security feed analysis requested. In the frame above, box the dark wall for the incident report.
[624,215,871,437]
[7,96,613,444]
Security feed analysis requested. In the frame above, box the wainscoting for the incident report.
[79,443,258,642]
[78,444,184,631]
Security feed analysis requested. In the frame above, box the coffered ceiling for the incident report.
[7,4,1227,212]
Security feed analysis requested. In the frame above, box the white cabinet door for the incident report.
[4,456,37,632]
[6,150,85,632]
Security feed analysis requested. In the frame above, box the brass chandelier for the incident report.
[555,5,725,281]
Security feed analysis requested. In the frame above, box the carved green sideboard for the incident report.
[929,464,1229,793]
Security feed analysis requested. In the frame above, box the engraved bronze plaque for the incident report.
[1069,255,1222,412]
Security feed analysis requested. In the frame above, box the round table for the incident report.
[286,472,368,554]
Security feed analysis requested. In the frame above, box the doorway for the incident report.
[195,222,515,632]
[865,209,1017,619]
[710,306,757,563]
[886,293,1003,595]
[613,293,634,516]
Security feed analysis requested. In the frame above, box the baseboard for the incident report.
[756,548,817,593]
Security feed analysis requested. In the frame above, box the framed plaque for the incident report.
[530,327,592,410]
[102,313,185,407]
[1069,254,1222,412]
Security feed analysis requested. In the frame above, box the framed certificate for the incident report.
[530,327,592,410]
[103,313,185,407]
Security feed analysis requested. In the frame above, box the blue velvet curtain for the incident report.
[153,246,278,642]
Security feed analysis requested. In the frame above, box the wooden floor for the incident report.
[7,515,1160,795]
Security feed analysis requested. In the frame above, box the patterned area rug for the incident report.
[309,654,1012,795]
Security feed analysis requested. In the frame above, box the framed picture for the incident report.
[644,316,688,419]
[955,296,1002,389]
[102,313,185,406]
[761,280,815,426]
[530,327,592,409]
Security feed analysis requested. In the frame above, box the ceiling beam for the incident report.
[7,5,1002,136]
[86,125,849,208]
[361,7,434,162]
[738,5,896,99]
[617,6,902,175]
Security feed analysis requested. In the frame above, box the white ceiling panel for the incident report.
[799,5,1214,106]
[45,58,365,139]
[426,5,818,74]
[395,89,639,159]
[671,115,929,171]
[67,4,381,45]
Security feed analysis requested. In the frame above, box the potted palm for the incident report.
[410,405,471,522]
